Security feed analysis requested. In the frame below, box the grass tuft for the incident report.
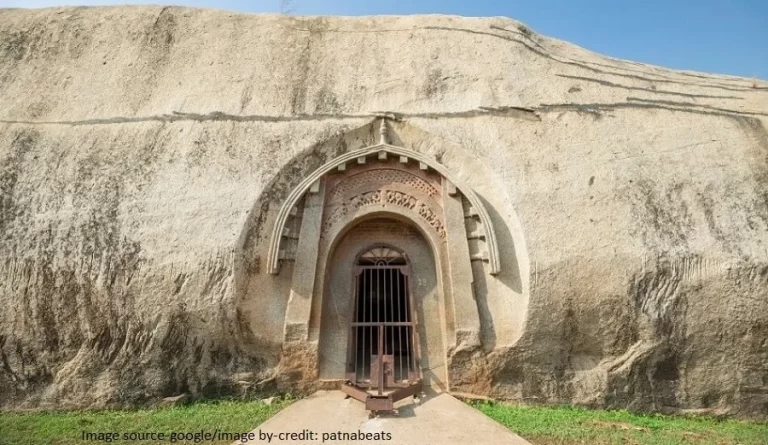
[470,401,768,445]
[0,396,293,445]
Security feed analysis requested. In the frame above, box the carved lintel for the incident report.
[322,189,446,239]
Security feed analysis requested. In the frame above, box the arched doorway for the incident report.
[316,217,446,390]
[347,244,418,388]
[248,119,528,402]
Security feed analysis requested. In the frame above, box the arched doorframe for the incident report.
[312,210,450,388]
[311,208,448,337]
[318,214,446,409]
[268,119,526,395]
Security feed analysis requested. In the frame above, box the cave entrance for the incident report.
[341,245,423,413]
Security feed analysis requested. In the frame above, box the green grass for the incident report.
[0,397,291,445]
[3,396,766,445]
[471,401,768,445]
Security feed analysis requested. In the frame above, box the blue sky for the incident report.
[3,0,766,79]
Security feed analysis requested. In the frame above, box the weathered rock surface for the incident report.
[0,6,767,417]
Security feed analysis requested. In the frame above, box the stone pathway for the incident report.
[241,390,531,445]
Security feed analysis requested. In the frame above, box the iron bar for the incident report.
[401,275,413,378]
[349,321,413,327]
[377,318,384,395]
[377,266,383,395]
[361,270,367,383]
[387,268,393,361]
[353,273,359,381]
[369,268,373,383]
[396,269,403,382]
[341,382,368,402]
[384,267,388,358]
[406,275,414,374]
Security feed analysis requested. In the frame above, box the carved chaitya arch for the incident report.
[267,119,500,275]
[268,118,504,390]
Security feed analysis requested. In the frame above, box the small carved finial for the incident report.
[379,118,388,145]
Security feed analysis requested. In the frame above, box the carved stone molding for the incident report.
[267,118,501,275]
[385,190,418,210]
[320,188,446,239]
[328,168,439,203]
[416,202,446,238]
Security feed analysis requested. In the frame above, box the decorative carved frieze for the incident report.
[385,190,417,210]
[328,169,439,202]
[417,203,446,238]
[321,188,446,239]
[349,190,381,208]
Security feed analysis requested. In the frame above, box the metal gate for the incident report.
[341,246,422,413]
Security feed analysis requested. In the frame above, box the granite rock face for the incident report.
[1,6,767,417]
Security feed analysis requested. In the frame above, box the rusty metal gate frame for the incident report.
[341,245,423,413]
